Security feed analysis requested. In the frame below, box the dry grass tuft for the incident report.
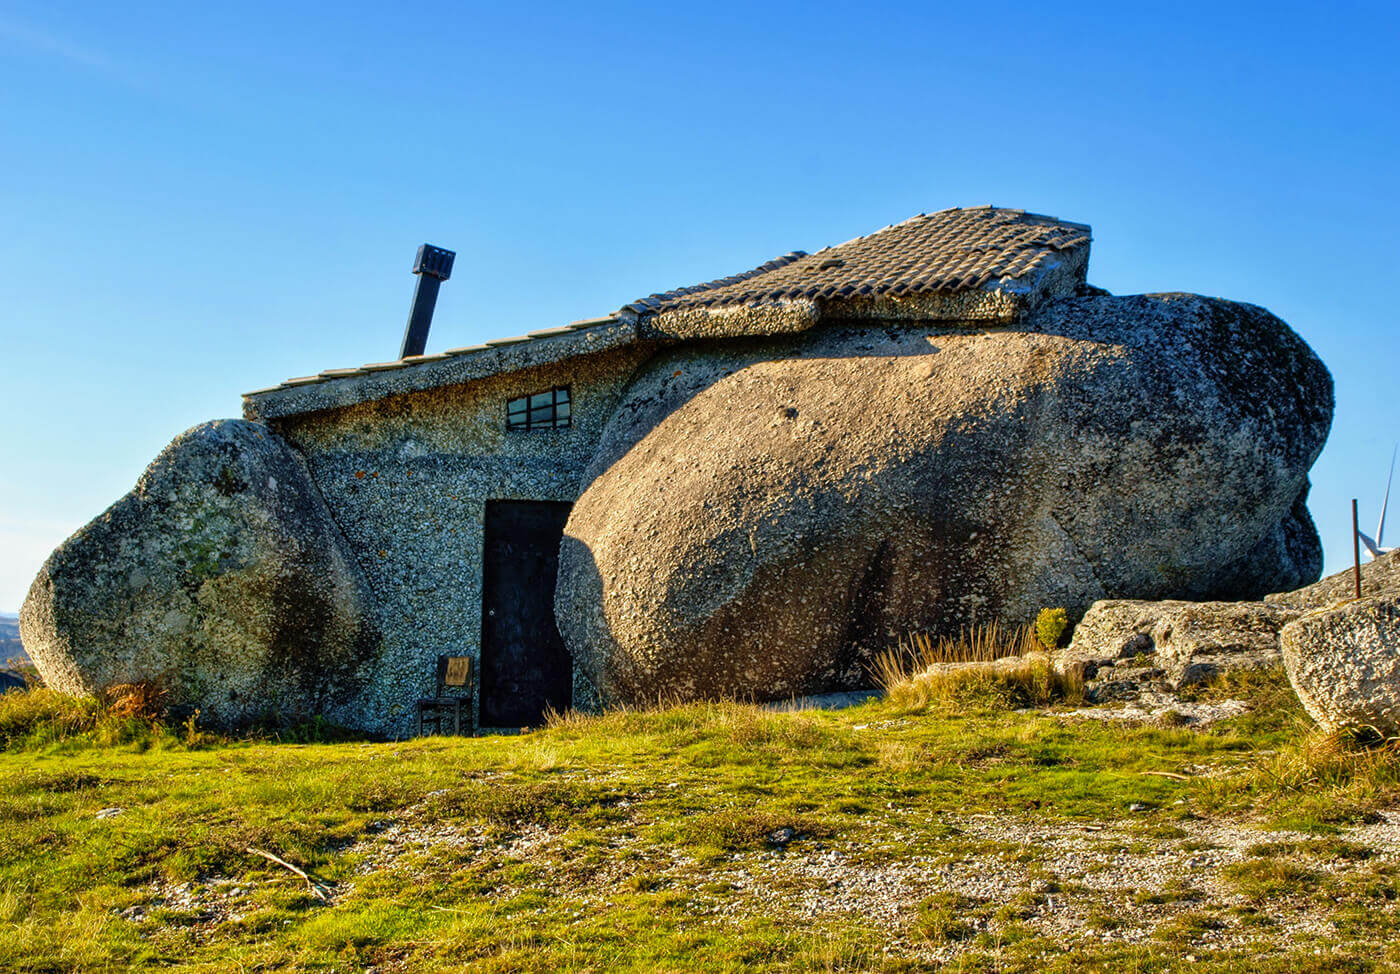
[872,622,1083,711]
[103,681,168,721]
[1257,725,1400,793]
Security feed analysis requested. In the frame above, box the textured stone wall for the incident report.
[272,344,654,736]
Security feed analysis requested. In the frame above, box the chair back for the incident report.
[436,655,472,696]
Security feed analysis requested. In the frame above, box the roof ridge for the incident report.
[827,204,1071,247]
[623,206,1091,318]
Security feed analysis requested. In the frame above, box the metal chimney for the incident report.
[399,244,455,358]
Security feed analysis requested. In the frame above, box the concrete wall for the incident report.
[271,343,655,737]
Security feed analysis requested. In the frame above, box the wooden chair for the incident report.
[416,655,473,736]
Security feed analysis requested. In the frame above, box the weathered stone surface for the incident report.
[20,420,380,727]
[1281,595,1400,735]
[1267,548,1400,611]
[556,292,1332,706]
[1060,599,1300,699]
[1054,552,1400,706]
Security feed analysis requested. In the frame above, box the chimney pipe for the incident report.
[400,244,455,359]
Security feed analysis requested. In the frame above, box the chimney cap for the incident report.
[413,244,455,281]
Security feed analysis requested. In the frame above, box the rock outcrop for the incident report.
[556,292,1332,706]
[1281,595,1400,736]
[1060,599,1300,701]
[1058,552,1400,704]
[1268,548,1400,611]
[20,420,379,727]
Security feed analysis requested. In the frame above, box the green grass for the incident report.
[2,667,1399,971]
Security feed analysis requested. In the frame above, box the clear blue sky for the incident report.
[1,1,1396,612]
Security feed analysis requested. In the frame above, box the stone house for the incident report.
[24,205,1332,736]
[239,206,1095,731]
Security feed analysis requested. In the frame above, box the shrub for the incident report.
[3,658,39,688]
[1035,607,1069,651]
[0,686,221,751]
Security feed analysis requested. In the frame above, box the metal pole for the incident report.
[1354,498,1363,600]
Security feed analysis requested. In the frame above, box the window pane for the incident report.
[508,388,571,431]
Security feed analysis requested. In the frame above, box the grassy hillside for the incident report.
[2,672,1398,972]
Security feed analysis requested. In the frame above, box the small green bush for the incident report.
[1035,607,1069,651]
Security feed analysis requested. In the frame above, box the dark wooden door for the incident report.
[479,500,573,727]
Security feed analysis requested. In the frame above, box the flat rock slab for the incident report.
[1058,697,1251,728]
[764,690,883,712]
[1268,547,1400,611]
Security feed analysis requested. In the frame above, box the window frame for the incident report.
[506,386,572,432]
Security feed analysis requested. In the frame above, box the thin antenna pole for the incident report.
[1354,498,1363,600]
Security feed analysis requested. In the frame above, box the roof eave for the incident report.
[242,317,640,422]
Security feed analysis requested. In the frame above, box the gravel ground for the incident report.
[1055,695,1251,727]
[325,803,1400,963]
[113,795,1400,964]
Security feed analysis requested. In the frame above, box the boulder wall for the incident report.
[555,292,1333,705]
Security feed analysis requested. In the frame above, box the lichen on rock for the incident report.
[1059,599,1300,701]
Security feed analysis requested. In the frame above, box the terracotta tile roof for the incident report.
[619,206,1090,316]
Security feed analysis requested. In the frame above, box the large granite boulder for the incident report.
[556,292,1332,705]
[1281,595,1400,736]
[1059,599,1300,701]
[20,420,379,727]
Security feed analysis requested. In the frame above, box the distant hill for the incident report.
[0,612,29,671]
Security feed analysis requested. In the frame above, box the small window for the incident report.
[507,387,571,431]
